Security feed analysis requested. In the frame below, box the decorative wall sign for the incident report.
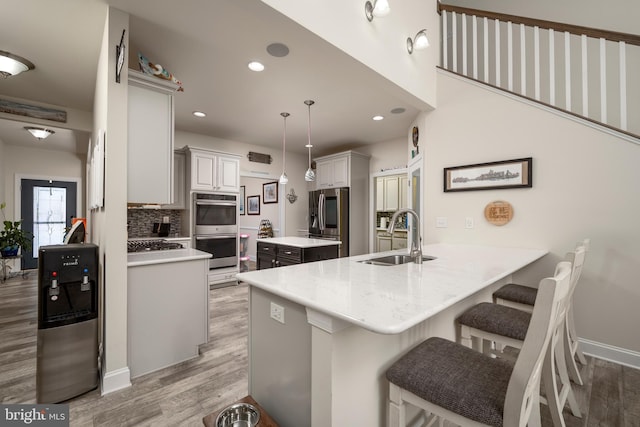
[0,99,67,123]
[263,181,278,204]
[444,157,532,192]
[484,200,514,226]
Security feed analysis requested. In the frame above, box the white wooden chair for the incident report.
[493,239,589,385]
[386,261,573,427]
[457,245,586,427]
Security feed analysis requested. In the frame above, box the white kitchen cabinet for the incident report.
[161,151,186,209]
[186,147,240,193]
[127,70,179,204]
[315,155,349,188]
[376,230,407,252]
[377,233,392,252]
[376,174,405,212]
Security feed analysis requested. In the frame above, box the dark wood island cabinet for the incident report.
[256,237,340,270]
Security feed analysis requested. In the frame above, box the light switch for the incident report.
[436,217,448,228]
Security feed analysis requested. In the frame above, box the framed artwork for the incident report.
[444,157,532,192]
[263,181,278,204]
[247,195,260,215]
[239,186,245,215]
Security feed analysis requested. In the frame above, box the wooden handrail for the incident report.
[438,3,640,46]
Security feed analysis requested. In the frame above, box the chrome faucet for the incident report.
[387,208,423,264]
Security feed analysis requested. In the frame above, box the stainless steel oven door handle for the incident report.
[195,234,237,239]
[195,200,237,206]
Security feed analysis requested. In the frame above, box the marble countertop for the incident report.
[127,248,211,267]
[258,237,341,248]
[236,243,547,334]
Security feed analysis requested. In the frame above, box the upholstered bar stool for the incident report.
[493,239,589,385]
[457,246,586,427]
[386,262,573,427]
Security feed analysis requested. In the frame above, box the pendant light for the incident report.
[279,112,290,185]
[304,100,316,182]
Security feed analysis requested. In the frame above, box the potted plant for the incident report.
[0,202,33,258]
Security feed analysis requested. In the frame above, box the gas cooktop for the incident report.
[127,239,184,253]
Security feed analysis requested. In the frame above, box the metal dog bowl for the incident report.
[215,402,261,427]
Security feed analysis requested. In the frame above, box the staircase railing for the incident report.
[438,3,640,139]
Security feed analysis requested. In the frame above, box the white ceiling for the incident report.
[0,0,426,156]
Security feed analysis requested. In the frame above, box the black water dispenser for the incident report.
[36,243,99,403]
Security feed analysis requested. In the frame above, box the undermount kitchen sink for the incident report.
[358,254,436,266]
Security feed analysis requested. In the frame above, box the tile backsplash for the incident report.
[127,209,182,238]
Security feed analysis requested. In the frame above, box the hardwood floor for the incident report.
[1,271,639,426]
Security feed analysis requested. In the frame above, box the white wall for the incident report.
[422,71,640,353]
[92,6,131,394]
[261,0,439,110]
[356,137,410,174]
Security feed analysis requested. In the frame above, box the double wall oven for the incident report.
[193,193,238,270]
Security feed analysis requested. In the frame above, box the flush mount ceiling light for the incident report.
[279,112,290,185]
[365,0,390,21]
[24,126,54,140]
[407,29,430,54]
[304,100,316,182]
[247,61,265,72]
[372,115,384,121]
[0,50,35,78]
[192,111,206,118]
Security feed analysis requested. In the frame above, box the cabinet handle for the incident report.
[283,251,292,255]
[275,260,280,267]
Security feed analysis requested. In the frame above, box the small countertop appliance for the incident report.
[36,243,99,403]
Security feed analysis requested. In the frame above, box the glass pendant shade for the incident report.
[304,100,316,182]
[279,112,290,185]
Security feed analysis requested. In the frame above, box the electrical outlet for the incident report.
[436,217,448,228]
[270,302,285,324]
[465,217,474,229]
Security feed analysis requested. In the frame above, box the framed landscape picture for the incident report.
[263,181,278,204]
[239,186,245,215]
[444,157,532,192]
[247,195,260,215]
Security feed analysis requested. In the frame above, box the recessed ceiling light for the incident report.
[390,107,406,114]
[372,115,384,121]
[248,61,265,72]
[193,111,206,118]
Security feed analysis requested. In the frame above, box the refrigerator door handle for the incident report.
[319,193,325,231]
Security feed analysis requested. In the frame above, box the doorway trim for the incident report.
[239,170,285,236]
[368,168,408,253]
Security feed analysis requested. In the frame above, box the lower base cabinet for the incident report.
[257,242,338,270]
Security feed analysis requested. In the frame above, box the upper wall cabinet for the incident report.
[314,151,369,189]
[127,70,180,204]
[185,146,241,193]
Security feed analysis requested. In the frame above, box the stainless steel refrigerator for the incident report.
[309,187,349,257]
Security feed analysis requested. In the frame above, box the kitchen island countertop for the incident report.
[257,236,341,248]
[127,248,211,267]
[237,243,547,334]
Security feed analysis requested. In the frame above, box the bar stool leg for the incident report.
[564,307,585,385]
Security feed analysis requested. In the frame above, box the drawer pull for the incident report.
[283,251,292,255]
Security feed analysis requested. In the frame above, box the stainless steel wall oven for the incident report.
[193,193,238,269]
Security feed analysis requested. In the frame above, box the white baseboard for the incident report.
[101,367,131,395]
[579,338,640,369]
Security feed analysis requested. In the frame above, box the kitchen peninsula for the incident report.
[127,248,211,378]
[236,243,547,426]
